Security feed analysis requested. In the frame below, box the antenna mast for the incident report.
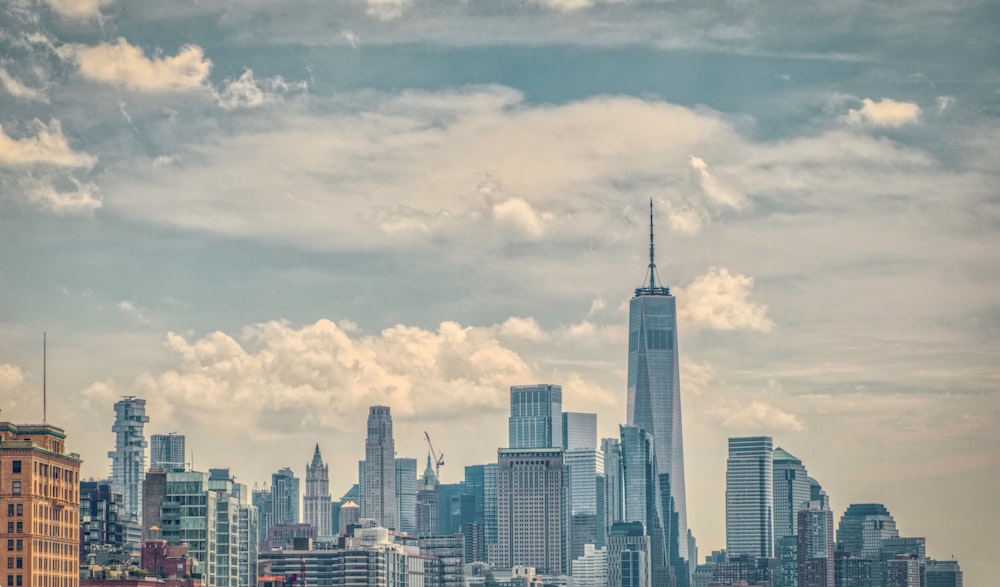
[43,332,47,423]
[648,199,656,290]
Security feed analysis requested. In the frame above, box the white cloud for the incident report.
[27,176,102,215]
[214,69,307,110]
[0,68,47,102]
[689,155,744,209]
[535,0,595,10]
[85,319,536,433]
[499,317,547,342]
[366,0,412,20]
[74,38,211,92]
[42,0,110,20]
[493,197,548,238]
[341,30,361,49]
[0,120,96,168]
[936,95,954,113]
[841,97,921,128]
[676,267,774,332]
[116,300,152,324]
[718,399,804,432]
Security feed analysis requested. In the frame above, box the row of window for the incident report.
[4,540,22,552]
[5,556,22,568]
[4,506,21,517]
[5,575,22,586]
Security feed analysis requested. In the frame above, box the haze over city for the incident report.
[1,0,997,585]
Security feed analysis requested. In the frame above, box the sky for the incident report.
[1,0,998,582]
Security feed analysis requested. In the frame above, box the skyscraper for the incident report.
[109,396,149,533]
[395,457,418,535]
[509,384,562,449]
[563,412,597,450]
[726,436,775,558]
[626,202,689,563]
[564,412,604,560]
[417,456,439,536]
[271,467,301,526]
[773,447,811,542]
[798,500,835,587]
[364,405,398,530]
[304,444,332,537]
[836,504,899,559]
[619,424,670,587]
[150,432,185,471]
[489,447,565,574]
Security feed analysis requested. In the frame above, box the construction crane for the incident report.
[424,431,445,479]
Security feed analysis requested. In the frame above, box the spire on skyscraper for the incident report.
[311,442,324,467]
[637,199,670,296]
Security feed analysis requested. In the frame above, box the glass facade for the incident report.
[773,447,811,542]
[150,433,186,471]
[508,384,562,449]
[563,412,597,450]
[726,436,775,558]
[108,396,148,536]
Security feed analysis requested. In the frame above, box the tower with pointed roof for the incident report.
[626,200,690,579]
[416,453,440,536]
[304,443,333,537]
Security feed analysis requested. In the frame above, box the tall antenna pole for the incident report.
[648,198,656,290]
[43,332,47,423]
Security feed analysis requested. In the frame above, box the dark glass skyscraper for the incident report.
[626,202,688,563]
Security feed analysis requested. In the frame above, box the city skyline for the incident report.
[1,0,996,584]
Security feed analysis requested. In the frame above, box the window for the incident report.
[14,505,20,517]
[6,557,11,568]
[5,505,11,516]
[15,540,21,551]
[5,523,11,533]
[10,482,20,495]
[14,523,21,533]
[11,461,20,474]
[5,540,11,551]
[14,558,21,569]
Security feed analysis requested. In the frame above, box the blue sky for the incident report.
[1,0,997,581]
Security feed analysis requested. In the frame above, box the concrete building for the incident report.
[304,444,333,537]
[726,437,774,558]
[418,534,466,586]
[509,384,562,449]
[150,434,185,471]
[338,501,360,535]
[364,406,398,531]
[489,448,565,574]
[0,421,82,587]
[797,500,834,587]
[886,555,921,587]
[144,470,168,541]
[626,203,689,564]
[109,397,148,538]
[572,543,608,587]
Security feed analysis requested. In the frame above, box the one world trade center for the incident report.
[627,201,690,575]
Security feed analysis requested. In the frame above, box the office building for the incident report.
[607,522,651,587]
[602,437,624,534]
[726,436,774,558]
[563,412,597,450]
[626,202,689,565]
[364,406,398,530]
[339,501,360,534]
[417,456,439,536]
[775,535,797,587]
[834,550,875,587]
[150,433,185,471]
[143,469,167,540]
[572,543,608,587]
[489,448,565,574]
[396,457,417,535]
[619,425,669,587]
[251,484,273,548]
[1,421,82,587]
[304,444,333,537]
[418,534,466,586]
[836,504,898,559]
[925,560,963,587]
[108,397,148,535]
[565,447,604,560]
[797,500,834,587]
[509,384,562,449]
[271,467,300,526]
[772,447,810,542]
[886,555,921,587]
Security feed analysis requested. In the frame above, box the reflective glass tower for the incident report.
[726,436,775,558]
[509,384,562,449]
[626,201,688,562]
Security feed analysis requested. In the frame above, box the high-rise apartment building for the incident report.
[726,436,775,558]
[836,504,899,559]
[395,457,417,535]
[271,467,300,526]
[304,444,332,537]
[773,447,811,541]
[108,396,148,534]
[150,433,185,471]
[490,448,565,574]
[364,405,398,530]
[508,384,562,449]
[798,500,835,587]
[80,481,127,563]
[626,203,689,564]
[1,421,82,587]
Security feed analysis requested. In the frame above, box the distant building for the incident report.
[338,501,360,535]
[726,436,774,558]
[265,523,315,550]
[364,406,398,530]
[0,421,82,587]
[836,504,898,559]
[271,467,300,526]
[772,447,811,542]
[607,522,651,587]
[80,481,129,564]
[508,384,562,449]
[417,455,440,536]
[602,437,624,536]
[143,469,168,541]
[565,447,604,559]
[418,534,466,586]
[562,412,597,450]
[797,500,834,587]
[489,448,565,574]
[141,538,201,586]
[619,425,670,587]
[150,433,186,471]
[304,444,333,537]
[886,555,921,587]
[396,457,418,535]
[924,559,963,587]
[109,397,149,541]
[834,550,875,587]
[572,543,608,587]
